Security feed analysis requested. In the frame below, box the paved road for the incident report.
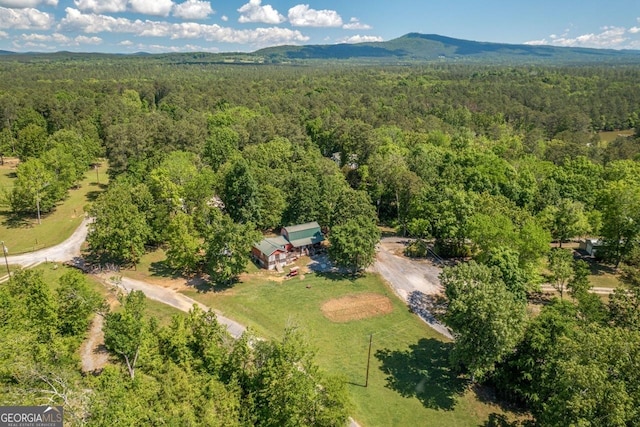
[369,237,453,340]
[3,217,91,269]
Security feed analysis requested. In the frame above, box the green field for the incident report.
[598,129,635,144]
[173,269,514,427]
[0,160,108,254]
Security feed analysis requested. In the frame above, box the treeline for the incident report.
[0,270,351,426]
[440,248,640,426]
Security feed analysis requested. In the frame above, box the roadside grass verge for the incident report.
[0,161,109,254]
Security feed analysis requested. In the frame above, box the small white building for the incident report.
[579,238,602,256]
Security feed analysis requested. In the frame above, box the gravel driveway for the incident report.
[369,237,453,339]
[3,217,91,269]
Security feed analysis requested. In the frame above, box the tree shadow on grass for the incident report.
[480,413,534,427]
[149,260,182,280]
[313,270,359,282]
[375,338,467,411]
[1,212,32,229]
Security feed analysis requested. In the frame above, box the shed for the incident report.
[579,238,602,256]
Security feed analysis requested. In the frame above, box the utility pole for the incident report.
[365,333,373,387]
[1,241,10,280]
[36,189,41,225]
[35,182,49,225]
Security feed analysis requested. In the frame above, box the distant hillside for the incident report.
[1,33,640,65]
[255,33,640,65]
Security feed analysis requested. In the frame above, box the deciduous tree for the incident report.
[441,261,527,381]
[328,216,380,275]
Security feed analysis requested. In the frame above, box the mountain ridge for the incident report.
[254,33,640,64]
[1,33,640,65]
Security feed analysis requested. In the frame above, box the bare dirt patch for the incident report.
[321,293,393,323]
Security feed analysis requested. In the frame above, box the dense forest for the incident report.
[2,57,640,425]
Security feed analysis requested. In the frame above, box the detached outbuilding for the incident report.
[252,221,324,270]
[579,238,602,256]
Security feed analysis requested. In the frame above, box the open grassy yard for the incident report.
[178,268,515,427]
[0,160,108,254]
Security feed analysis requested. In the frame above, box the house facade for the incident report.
[252,222,324,270]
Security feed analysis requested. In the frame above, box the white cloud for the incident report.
[140,43,219,53]
[339,35,382,44]
[237,0,284,24]
[525,26,629,49]
[75,35,102,44]
[0,0,57,8]
[73,0,128,14]
[342,17,371,30]
[173,0,213,20]
[129,0,174,17]
[59,8,309,46]
[118,39,133,45]
[0,7,53,29]
[21,32,69,43]
[288,4,342,27]
[629,26,640,34]
[18,32,102,46]
[0,30,7,38]
[221,15,227,21]
[59,7,138,32]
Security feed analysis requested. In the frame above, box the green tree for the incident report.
[56,270,103,336]
[539,198,589,247]
[494,300,578,410]
[251,328,351,427]
[548,248,574,299]
[221,158,261,225]
[599,180,640,267]
[204,126,240,171]
[16,123,48,160]
[484,246,527,302]
[441,261,527,382]
[87,181,151,265]
[204,214,260,285]
[539,325,640,427]
[8,157,57,217]
[567,259,591,298]
[328,216,380,275]
[165,212,203,274]
[104,290,149,379]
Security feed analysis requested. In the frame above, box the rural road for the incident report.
[2,217,91,269]
[370,237,453,340]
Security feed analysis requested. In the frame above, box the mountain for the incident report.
[255,33,640,65]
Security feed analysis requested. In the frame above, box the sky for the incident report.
[0,0,639,53]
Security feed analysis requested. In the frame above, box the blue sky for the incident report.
[0,0,639,53]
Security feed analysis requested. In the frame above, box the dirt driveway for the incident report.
[369,237,453,340]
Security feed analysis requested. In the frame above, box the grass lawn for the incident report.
[0,159,109,254]
[177,268,515,427]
